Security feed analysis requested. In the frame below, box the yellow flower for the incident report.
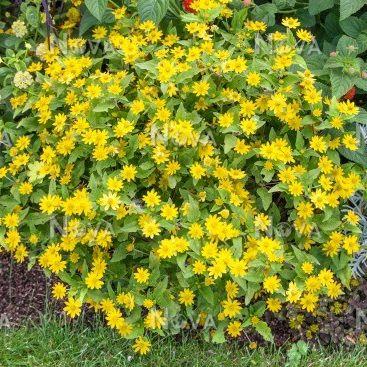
[343,235,360,255]
[188,223,204,239]
[93,26,107,40]
[107,176,123,192]
[222,299,242,318]
[3,213,19,228]
[310,135,327,152]
[133,336,151,355]
[296,29,313,42]
[13,244,27,263]
[342,134,358,151]
[160,203,178,220]
[64,298,82,318]
[300,293,318,312]
[144,309,166,330]
[263,275,281,294]
[121,164,137,181]
[254,213,271,231]
[179,288,195,306]
[19,182,33,195]
[282,17,301,29]
[327,281,343,299]
[318,269,333,286]
[337,100,359,116]
[134,267,150,284]
[192,80,210,96]
[39,194,62,214]
[139,215,161,238]
[190,163,206,180]
[218,112,233,128]
[143,189,161,208]
[98,192,121,211]
[266,298,282,312]
[345,210,359,225]
[52,282,67,299]
[143,298,155,309]
[193,260,207,275]
[225,280,239,299]
[85,272,103,289]
[286,283,302,303]
[301,262,314,275]
[246,71,261,87]
[227,321,242,337]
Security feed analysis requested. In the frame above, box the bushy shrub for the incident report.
[0,0,365,355]
[250,0,367,106]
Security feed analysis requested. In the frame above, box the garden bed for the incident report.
[0,253,51,326]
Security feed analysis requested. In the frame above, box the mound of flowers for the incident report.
[0,0,364,355]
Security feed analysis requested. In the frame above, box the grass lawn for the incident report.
[0,315,367,367]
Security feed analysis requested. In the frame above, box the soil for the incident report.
[0,253,51,326]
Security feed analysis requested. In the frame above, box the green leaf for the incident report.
[340,0,366,20]
[85,0,108,21]
[212,323,226,343]
[231,7,248,31]
[25,6,40,27]
[296,8,316,27]
[136,60,157,73]
[231,237,242,258]
[308,0,334,15]
[339,16,365,38]
[92,102,115,112]
[199,286,214,305]
[224,134,237,154]
[292,246,307,263]
[357,33,367,53]
[187,197,201,222]
[137,0,169,24]
[337,35,359,56]
[252,4,277,26]
[330,71,356,98]
[338,147,367,168]
[257,187,272,211]
[356,77,367,91]
[122,216,139,233]
[153,276,168,300]
[351,108,367,124]
[245,282,260,305]
[79,11,99,35]
[110,244,127,263]
[254,321,273,342]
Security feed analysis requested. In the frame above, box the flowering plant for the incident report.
[0,0,365,355]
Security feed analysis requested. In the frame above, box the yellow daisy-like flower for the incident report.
[134,267,150,284]
[282,17,301,29]
[178,288,195,306]
[133,336,151,355]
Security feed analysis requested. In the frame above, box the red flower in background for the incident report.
[343,86,356,101]
[183,0,195,13]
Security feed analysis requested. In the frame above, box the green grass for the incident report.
[1,315,367,367]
